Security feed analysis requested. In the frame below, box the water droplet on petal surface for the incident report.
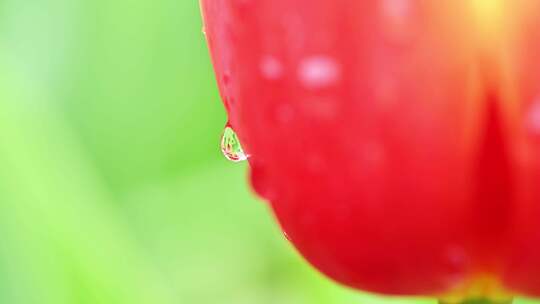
[298,56,341,89]
[381,0,411,21]
[221,125,249,162]
[260,55,284,80]
[527,97,540,136]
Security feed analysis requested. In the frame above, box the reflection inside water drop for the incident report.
[221,125,249,162]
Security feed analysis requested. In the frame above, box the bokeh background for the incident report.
[0,1,539,303]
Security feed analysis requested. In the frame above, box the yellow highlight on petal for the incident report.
[470,0,505,36]
[440,274,513,304]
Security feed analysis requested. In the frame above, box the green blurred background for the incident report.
[0,1,538,303]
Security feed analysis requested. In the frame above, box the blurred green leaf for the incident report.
[0,65,176,304]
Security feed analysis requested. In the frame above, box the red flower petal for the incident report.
[201,0,540,298]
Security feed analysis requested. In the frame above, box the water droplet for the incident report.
[260,55,283,80]
[379,0,416,43]
[527,97,540,135]
[283,231,292,242]
[222,71,231,86]
[221,125,249,162]
[298,55,341,89]
[381,0,411,21]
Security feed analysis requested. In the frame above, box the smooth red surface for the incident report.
[201,0,540,297]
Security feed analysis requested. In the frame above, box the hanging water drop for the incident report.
[221,125,249,162]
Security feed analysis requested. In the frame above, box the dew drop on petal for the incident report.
[283,230,292,242]
[221,125,249,162]
[260,55,283,80]
[298,55,341,89]
[381,0,410,21]
[527,97,540,136]
[379,0,416,43]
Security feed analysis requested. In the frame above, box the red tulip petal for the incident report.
[201,0,531,297]
[501,2,540,296]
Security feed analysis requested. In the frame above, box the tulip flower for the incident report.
[200,1,540,303]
